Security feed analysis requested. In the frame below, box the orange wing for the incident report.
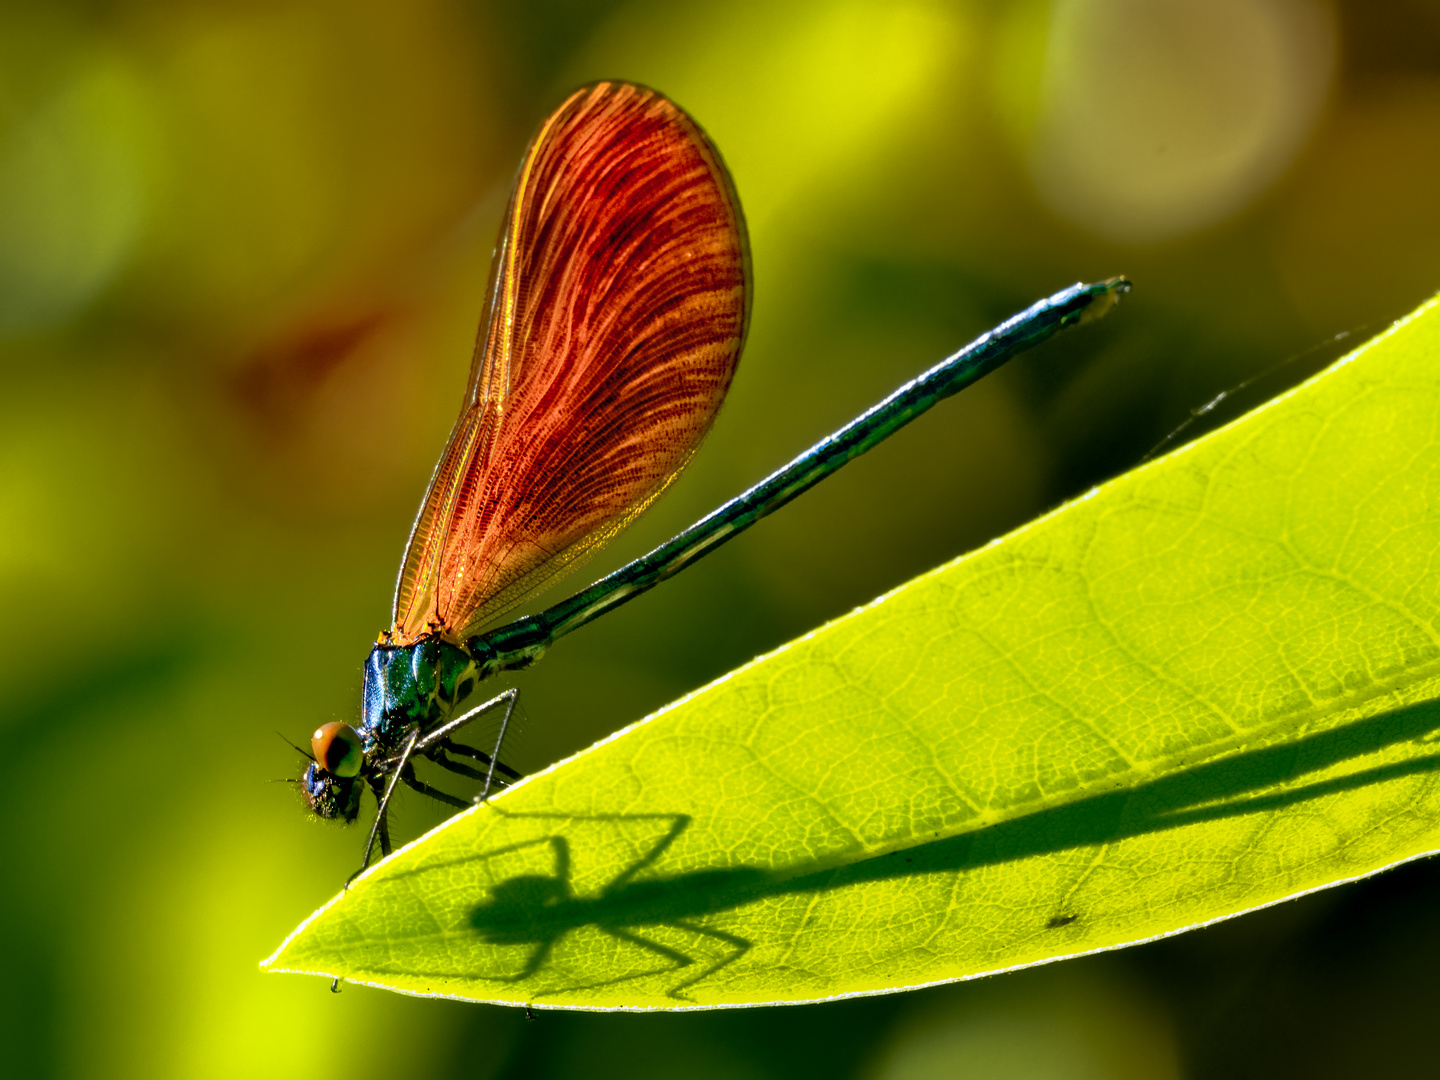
[391,82,750,646]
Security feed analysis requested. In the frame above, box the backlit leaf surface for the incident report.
[265,295,1440,1010]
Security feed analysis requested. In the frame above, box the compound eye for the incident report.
[311,722,364,778]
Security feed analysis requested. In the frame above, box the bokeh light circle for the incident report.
[1028,0,1336,244]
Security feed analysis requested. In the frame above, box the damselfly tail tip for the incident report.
[1078,276,1132,326]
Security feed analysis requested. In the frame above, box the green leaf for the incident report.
[264,295,1440,1010]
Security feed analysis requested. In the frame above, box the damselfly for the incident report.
[293,81,1129,878]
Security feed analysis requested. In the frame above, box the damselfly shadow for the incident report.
[370,811,768,1002]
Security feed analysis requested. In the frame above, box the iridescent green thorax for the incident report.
[360,636,478,752]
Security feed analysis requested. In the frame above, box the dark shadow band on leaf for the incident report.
[826,695,1440,894]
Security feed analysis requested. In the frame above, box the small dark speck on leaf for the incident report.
[1047,914,1078,928]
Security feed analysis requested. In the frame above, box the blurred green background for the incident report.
[2,0,1439,1076]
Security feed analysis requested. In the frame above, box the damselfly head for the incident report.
[301,761,362,822]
